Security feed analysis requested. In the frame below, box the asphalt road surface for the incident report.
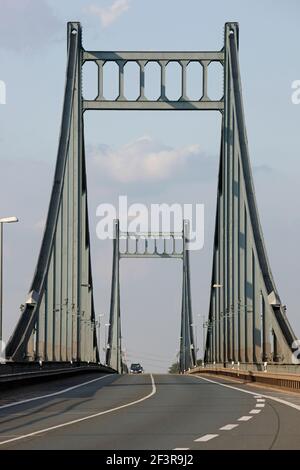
[1,372,300,450]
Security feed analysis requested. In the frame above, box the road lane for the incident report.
[0,374,156,447]
[0,372,116,407]
[190,374,300,450]
[0,373,300,449]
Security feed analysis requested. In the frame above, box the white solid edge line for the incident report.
[193,375,300,412]
[0,374,156,446]
[0,374,113,411]
[195,434,219,442]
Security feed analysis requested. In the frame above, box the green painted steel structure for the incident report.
[106,221,196,373]
[205,24,296,366]
[6,23,98,362]
[5,21,296,370]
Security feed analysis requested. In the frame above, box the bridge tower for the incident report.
[6,23,99,363]
[106,220,196,373]
[204,23,296,366]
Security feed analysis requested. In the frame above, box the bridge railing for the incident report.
[189,365,300,393]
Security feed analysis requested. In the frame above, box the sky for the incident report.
[0,0,299,372]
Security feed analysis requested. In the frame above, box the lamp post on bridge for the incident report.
[104,323,110,364]
[202,319,212,362]
[0,216,18,343]
[96,314,104,354]
[190,323,197,365]
[196,314,204,361]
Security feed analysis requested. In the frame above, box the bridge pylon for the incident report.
[204,23,296,367]
[106,220,196,374]
[106,221,122,373]
[179,221,196,372]
[6,23,99,363]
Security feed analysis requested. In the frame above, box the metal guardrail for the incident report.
[188,366,300,392]
[0,362,116,384]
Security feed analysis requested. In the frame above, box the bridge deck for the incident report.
[0,373,300,449]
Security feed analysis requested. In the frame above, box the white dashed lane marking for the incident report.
[193,375,300,412]
[182,375,270,448]
[194,434,219,442]
[219,424,239,431]
[238,416,253,421]
[250,409,261,414]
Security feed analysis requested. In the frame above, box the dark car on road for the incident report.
[130,363,144,374]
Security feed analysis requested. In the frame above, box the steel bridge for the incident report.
[3,21,297,376]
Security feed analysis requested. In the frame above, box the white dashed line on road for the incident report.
[182,375,272,449]
[249,409,261,414]
[195,434,219,442]
[193,375,300,412]
[219,424,239,431]
[238,416,253,421]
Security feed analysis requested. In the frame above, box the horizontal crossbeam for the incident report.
[83,100,224,111]
[119,253,183,259]
[82,49,224,111]
[120,231,183,237]
[83,51,224,62]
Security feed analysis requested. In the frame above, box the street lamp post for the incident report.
[190,323,197,365]
[96,314,104,352]
[202,321,206,360]
[0,216,18,342]
[104,323,110,364]
[202,319,212,362]
[196,314,203,360]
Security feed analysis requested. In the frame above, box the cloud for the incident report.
[0,0,62,52]
[89,136,203,183]
[87,0,130,28]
